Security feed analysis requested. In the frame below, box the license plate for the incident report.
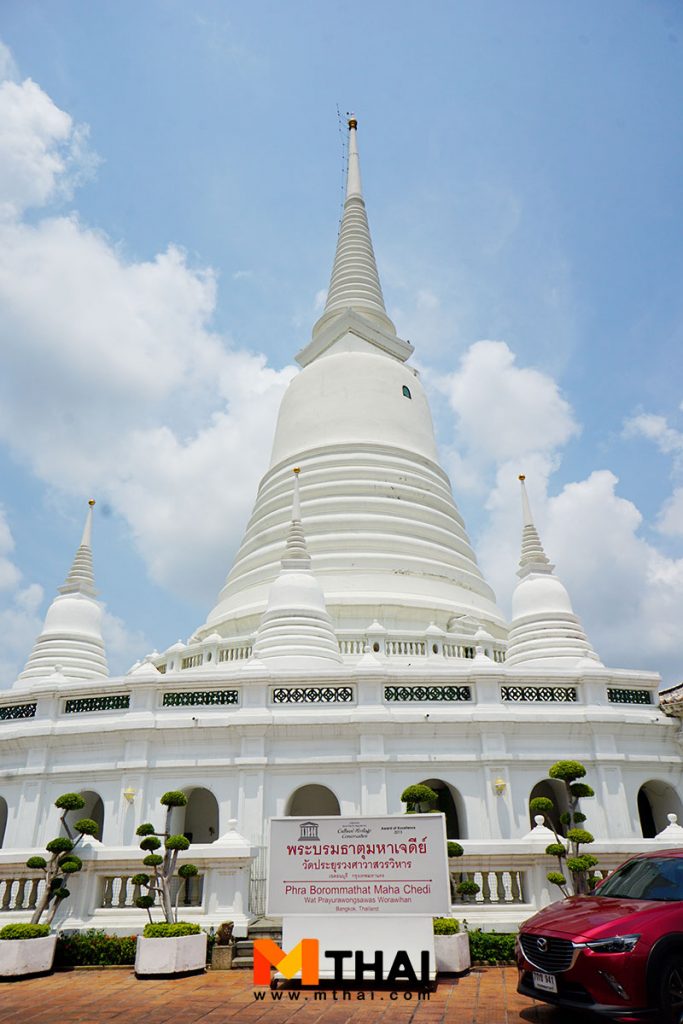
[533,971,558,993]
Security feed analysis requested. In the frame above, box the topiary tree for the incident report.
[133,791,199,924]
[531,761,600,897]
[446,841,464,902]
[401,783,438,813]
[28,793,99,926]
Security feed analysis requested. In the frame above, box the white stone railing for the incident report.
[2,837,677,935]
[0,832,257,936]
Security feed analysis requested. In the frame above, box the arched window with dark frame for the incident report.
[402,385,412,399]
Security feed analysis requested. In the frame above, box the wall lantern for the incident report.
[123,787,136,804]
[493,778,507,796]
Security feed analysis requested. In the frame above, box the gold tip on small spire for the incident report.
[518,474,525,482]
[292,467,300,475]
[348,117,357,130]
[88,499,96,507]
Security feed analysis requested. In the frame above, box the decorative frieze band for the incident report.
[271,686,354,704]
[162,690,239,707]
[607,688,652,705]
[384,685,472,702]
[0,703,37,721]
[501,686,577,703]
[64,695,130,714]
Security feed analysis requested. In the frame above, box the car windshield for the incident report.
[598,858,683,901]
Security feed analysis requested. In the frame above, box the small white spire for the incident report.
[517,476,554,579]
[312,116,396,340]
[18,500,108,683]
[59,499,97,597]
[283,468,310,565]
[252,469,341,667]
[346,116,362,199]
[507,476,601,668]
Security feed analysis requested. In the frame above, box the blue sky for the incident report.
[0,1,682,682]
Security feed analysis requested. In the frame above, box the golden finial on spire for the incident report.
[88,499,96,507]
[348,116,357,130]
[518,474,525,482]
[292,467,300,475]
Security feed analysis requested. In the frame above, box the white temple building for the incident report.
[1,119,682,933]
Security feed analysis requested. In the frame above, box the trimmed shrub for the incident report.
[447,841,463,859]
[143,922,201,938]
[0,923,50,940]
[55,930,137,967]
[160,791,187,808]
[549,761,586,782]
[400,784,438,813]
[466,929,516,964]
[134,791,198,924]
[545,843,566,858]
[433,917,460,934]
[54,794,86,812]
[456,880,480,897]
[165,835,190,851]
[25,793,99,926]
[529,797,554,814]
[73,818,99,836]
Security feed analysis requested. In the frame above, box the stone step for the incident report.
[232,956,253,970]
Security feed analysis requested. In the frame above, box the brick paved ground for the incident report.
[0,968,583,1024]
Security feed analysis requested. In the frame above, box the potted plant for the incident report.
[433,918,470,974]
[0,792,99,978]
[132,790,207,977]
[210,921,235,970]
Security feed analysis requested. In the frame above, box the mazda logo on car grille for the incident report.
[536,937,548,952]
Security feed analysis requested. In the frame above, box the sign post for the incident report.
[266,813,451,983]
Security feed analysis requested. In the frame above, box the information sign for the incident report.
[267,813,450,916]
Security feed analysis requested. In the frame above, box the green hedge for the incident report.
[56,931,137,967]
[143,922,201,938]
[0,923,51,940]
[433,917,460,935]
[466,929,516,964]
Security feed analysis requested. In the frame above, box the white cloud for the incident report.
[624,412,683,475]
[0,78,98,220]
[0,56,295,606]
[0,41,19,82]
[0,509,44,687]
[658,488,683,538]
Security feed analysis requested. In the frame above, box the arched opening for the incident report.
[0,797,7,847]
[62,791,105,842]
[420,779,464,840]
[638,781,683,838]
[286,784,340,817]
[183,788,219,844]
[529,780,569,837]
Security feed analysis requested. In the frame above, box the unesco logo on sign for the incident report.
[298,821,319,841]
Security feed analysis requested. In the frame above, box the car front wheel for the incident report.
[658,954,683,1024]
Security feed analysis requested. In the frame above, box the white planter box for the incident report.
[434,932,470,974]
[135,932,207,976]
[0,935,57,977]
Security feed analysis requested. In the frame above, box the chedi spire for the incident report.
[506,477,601,668]
[18,500,108,683]
[311,117,397,343]
[251,470,342,667]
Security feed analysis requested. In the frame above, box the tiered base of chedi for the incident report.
[1,120,682,934]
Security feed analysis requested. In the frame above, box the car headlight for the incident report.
[583,934,640,954]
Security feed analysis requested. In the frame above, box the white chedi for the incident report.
[251,470,342,668]
[17,501,108,684]
[506,477,601,668]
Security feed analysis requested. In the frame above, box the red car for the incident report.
[517,849,683,1022]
